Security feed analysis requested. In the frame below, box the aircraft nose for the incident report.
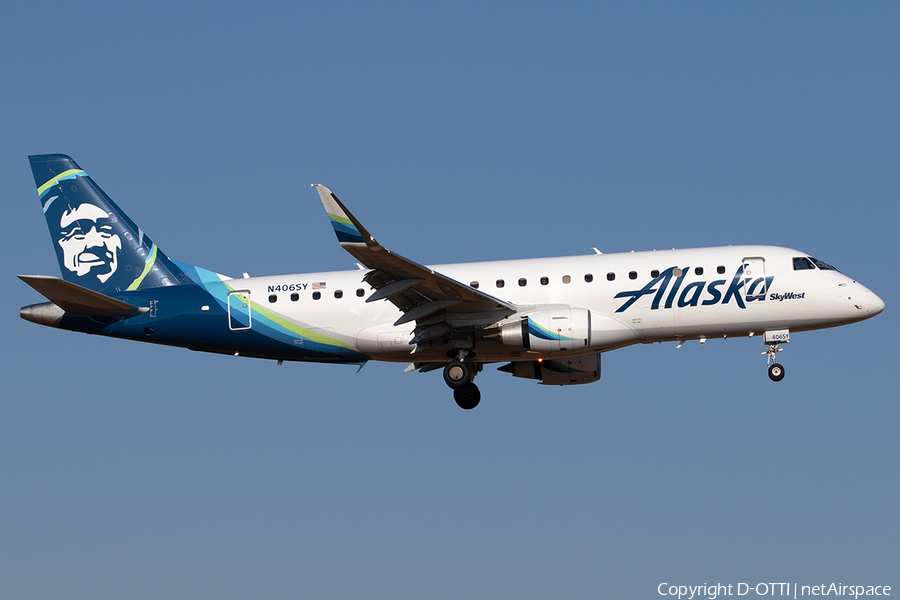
[868,290,885,316]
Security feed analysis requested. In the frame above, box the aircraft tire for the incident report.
[768,363,785,382]
[443,362,470,389]
[454,383,481,410]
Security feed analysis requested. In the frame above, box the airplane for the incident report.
[19,154,885,409]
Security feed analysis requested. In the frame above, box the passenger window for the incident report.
[793,257,816,270]
[518,278,527,287]
[470,281,479,289]
[291,292,299,302]
[562,275,571,284]
[607,272,615,281]
[496,279,505,288]
[695,267,703,275]
[356,288,365,297]
[334,290,343,298]
[312,291,321,300]
[540,277,549,285]
[629,271,637,280]
[651,270,659,278]
[268,294,277,303]
[584,274,593,282]
[717,266,725,274]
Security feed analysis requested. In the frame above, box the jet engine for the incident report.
[497,306,591,352]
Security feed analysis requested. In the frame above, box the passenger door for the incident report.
[742,257,768,302]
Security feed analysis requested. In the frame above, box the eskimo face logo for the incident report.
[57,203,122,283]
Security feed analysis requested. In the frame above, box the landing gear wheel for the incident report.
[454,382,481,410]
[443,362,470,389]
[768,363,785,382]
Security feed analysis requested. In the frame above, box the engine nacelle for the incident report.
[499,354,601,386]
[498,307,591,353]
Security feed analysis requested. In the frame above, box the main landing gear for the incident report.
[443,354,481,410]
[763,341,786,382]
[453,382,481,410]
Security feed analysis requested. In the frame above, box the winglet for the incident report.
[309,184,517,322]
[312,184,377,247]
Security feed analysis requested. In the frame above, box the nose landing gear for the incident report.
[763,341,785,382]
[761,330,790,382]
[767,362,786,382]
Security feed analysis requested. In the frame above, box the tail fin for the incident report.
[29,154,189,293]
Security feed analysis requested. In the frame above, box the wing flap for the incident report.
[365,278,424,303]
[394,300,462,326]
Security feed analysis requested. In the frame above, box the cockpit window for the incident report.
[809,257,839,272]
[793,257,816,270]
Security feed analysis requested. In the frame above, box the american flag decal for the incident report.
[312,282,326,290]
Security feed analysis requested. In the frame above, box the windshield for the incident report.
[793,257,816,270]
[809,257,840,272]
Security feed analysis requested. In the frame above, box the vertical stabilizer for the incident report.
[29,154,189,293]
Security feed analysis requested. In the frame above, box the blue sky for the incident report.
[1,2,897,598]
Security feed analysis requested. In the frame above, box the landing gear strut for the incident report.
[763,341,785,382]
[443,351,481,409]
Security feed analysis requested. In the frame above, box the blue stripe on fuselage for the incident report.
[58,283,366,363]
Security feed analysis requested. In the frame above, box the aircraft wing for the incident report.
[313,185,516,347]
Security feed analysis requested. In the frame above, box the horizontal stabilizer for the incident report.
[18,275,147,317]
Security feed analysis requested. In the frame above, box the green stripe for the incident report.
[327,212,354,226]
[126,245,158,291]
[37,169,85,197]
[223,282,355,352]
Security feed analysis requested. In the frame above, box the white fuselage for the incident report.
[224,245,883,364]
